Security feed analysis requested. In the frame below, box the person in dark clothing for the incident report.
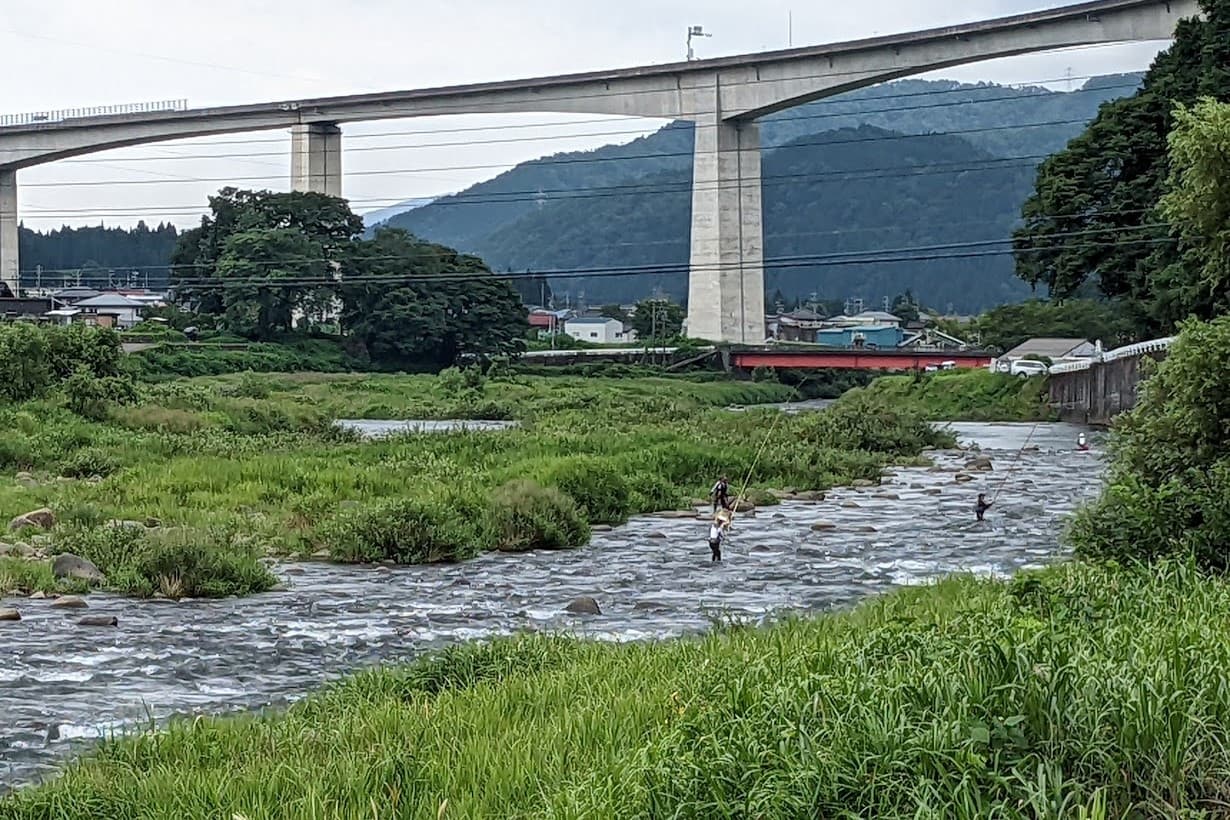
[975,492,992,521]
[711,476,733,513]
[709,510,732,562]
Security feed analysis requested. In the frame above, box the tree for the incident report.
[340,227,527,369]
[967,299,1135,353]
[1149,98,1230,327]
[599,303,628,321]
[890,290,920,323]
[1012,0,1230,334]
[214,228,330,340]
[629,298,685,341]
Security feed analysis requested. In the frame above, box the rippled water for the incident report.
[335,418,518,437]
[0,421,1104,791]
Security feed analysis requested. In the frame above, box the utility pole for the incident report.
[687,26,711,61]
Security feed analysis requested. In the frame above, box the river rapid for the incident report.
[0,419,1103,791]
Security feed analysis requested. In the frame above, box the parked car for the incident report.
[1010,359,1048,378]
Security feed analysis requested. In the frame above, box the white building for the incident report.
[564,316,636,344]
[71,293,147,328]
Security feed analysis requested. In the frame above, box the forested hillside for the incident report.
[18,222,179,287]
[471,126,1037,310]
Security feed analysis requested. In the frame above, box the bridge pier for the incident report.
[290,123,342,196]
[0,169,17,296]
[686,118,765,344]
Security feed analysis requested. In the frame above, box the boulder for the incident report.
[14,472,37,488]
[925,488,943,496]
[954,473,975,483]
[964,456,994,472]
[50,595,88,609]
[733,499,756,513]
[874,493,900,500]
[565,596,602,615]
[647,532,667,540]
[8,508,55,532]
[795,490,827,502]
[851,479,876,488]
[77,615,117,628]
[840,501,860,509]
[311,550,330,560]
[810,521,836,531]
[29,590,46,600]
[52,554,106,586]
[0,608,20,622]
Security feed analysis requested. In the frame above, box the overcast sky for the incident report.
[2,0,1171,232]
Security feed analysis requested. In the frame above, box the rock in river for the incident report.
[565,596,602,615]
[965,456,994,472]
[52,554,106,586]
[810,521,836,531]
[0,608,20,622]
[8,508,55,532]
[50,596,88,610]
[77,615,118,628]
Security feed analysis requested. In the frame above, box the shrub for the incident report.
[58,448,121,479]
[62,368,139,420]
[486,479,588,552]
[537,456,632,525]
[1070,316,1230,570]
[320,495,490,564]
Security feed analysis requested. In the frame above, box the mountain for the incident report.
[384,75,1144,311]
[361,196,439,229]
[469,125,1038,311]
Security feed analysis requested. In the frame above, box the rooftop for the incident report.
[73,294,147,309]
[1004,337,1095,358]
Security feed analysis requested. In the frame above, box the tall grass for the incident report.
[856,368,1053,422]
[4,561,1228,817]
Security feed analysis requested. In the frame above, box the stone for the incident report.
[52,554,106,586]
[29,590,46,600]
[840,501,860,508]
[0,608,20,622]
[77,615,117,627]
[733,499,756,513]
[591,525,613,532]
[964,456,994,472]
[851,479,876,488]
[647,532,667,540]
[8,508,55,532]
[796,490,826,502]
[854,525,879,533]
[565,596,602,615]
[874,493,900,500]
[954,473,975,483]
[50,595,88,609]
[311,550,330,560]
[15,472,37,488]
[810,521,836,531]
[925,488,943,495]
[144,517,163,529]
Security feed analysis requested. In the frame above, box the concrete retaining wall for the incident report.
[1047,349,1167,426]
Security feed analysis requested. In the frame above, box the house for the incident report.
[841,310,902,328]
[898,327,971,351]
[1002,337,1098,362]
[816,324,903,349]
[766,308,825,342]
[51,287,102,306]
[0,297,52,321]
[564,316,636,344]
[528,309,571,337]
[71,293,146,329]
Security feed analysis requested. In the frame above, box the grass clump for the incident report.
[0,557,87,596]
[855,368,1053,422]
[319,495,491,564]
[51,524,275,599]
[487,479,589,552]
[6,561,1230,817]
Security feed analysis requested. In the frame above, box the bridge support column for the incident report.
[686,117,765,343]
[0,169,17,296]
[290,123,342,196]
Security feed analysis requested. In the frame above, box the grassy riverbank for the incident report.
[1,371,950,600]
[4,560,1227,818]
[853,368,1053,422]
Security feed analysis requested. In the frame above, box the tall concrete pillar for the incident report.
[290,123,342,197]
[0,169,17,296]
[685,117,765,344]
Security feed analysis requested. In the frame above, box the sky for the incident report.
[1,0,1174,233]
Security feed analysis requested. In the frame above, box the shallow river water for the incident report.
[0,420,1104,790]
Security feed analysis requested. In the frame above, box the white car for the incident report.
[1010,359,1048,378]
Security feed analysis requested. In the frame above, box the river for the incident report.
[0,420,1103,792]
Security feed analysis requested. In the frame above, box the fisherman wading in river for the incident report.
[709,509,732,562]
[711,475,733,513]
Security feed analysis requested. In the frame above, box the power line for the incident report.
[17,224,1175,280]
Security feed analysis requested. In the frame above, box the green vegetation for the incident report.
[1014,0,1229,335]
[126,337,355,380]
[7,560,1230,817]
[1069,315,1230,569]
[945,299,1137,353]
[852,368,1052,422]
[0,361,949,599]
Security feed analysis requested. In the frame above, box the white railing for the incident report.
[1047,335,1175,374]
[0,100,188,128]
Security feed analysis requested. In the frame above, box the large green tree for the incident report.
[629,298,685,342]
[1012,0,1230,333]
[967,299,1137,352]
[341,227,526,368]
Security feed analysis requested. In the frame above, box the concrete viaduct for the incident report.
[0,0,1198,340]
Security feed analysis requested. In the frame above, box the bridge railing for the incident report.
[1047,336,1175,374]
[0,100,188,128]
